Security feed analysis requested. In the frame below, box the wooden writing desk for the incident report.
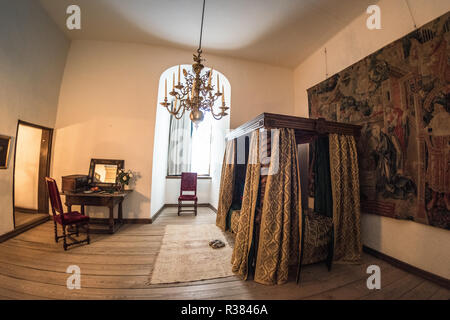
[62,190,132,234]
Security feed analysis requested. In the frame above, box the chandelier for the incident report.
[160,0,229,126]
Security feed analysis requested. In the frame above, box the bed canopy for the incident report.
[216,113,362,285]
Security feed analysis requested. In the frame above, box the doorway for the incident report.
[13,121,53,229]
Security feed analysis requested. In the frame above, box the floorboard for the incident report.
[0,207,448,300]
[14,212,48,228]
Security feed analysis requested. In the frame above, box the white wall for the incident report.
[14,125,42,210]
[164,179,211,205]
[293,0,450,278]
[150,71,171,216]
[53,40,294,220]
[0,0,69,235]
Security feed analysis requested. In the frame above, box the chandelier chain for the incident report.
[159,0,229,126]
[198,0,207,53]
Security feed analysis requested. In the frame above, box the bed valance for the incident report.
[217,113,362,285]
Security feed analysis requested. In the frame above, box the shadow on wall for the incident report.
[80,190,149,220]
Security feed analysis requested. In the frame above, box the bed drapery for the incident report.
[254,128,301,285]
[329,134,362,263]
[216,139,236,231]
[231,131,261,280]
[232,129,302,285]
[217,126,361,284]
[313,136,333,218]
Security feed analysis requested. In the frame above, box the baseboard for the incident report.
[150,204,166,224]
[164,203,211,208]
[0,215,50,243]
[208,204,218,213]
[363,245,450,289]
[14,206,39,214]
[151,203,216,224]
[89,218,152,224]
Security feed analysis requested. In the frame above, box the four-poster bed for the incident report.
[216,113,362,285]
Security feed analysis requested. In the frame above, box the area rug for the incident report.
[150,224,234,284]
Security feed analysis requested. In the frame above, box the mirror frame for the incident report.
[0,135,11,169]
[88,159,125,188]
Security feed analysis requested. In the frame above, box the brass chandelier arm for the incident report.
[209,101,229,120]
[173,106,186,120]
[167,98,184,116]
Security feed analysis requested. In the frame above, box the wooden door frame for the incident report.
[12,120,54,228]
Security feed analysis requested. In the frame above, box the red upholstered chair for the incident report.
[45,177,90,250]
[178,172,198,216]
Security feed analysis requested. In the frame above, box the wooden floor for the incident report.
[14,212,48,228]
[0,207,448,300]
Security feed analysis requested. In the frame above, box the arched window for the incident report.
[159,65,231,176]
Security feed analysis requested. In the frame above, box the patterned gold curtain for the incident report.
[232,131,261,279]
[329,134,362,263]
[232,129,302,284]
[216,139,236,231]
[254,128,301,285]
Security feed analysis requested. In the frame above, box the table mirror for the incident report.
[88,159,124,188]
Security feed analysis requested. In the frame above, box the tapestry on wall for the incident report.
[308,12,450,230]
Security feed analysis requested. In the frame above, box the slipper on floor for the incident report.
[209,240,220,247]
[211,240,225,249]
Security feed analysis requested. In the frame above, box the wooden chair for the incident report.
[178,172,198,216]
[45,177,90,250]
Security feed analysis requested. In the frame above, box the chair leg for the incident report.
[53,220,58,243]
[86,223,90,245]
[62,225,68,251]
[194,200,198,216]
[178,200,181,216]
[76,225,79,237]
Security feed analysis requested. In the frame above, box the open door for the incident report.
[13,121,53,229]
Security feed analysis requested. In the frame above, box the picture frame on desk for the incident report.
[0,135,12,169]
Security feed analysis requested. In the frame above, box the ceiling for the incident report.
[39,0,377,68]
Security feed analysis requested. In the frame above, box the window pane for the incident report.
[191,113,212,175]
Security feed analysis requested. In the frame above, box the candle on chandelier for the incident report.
[165,78,167,98]
[222,85,225,103]
[172,73,175,92]
[217,74,220,91]
[208,68,213,86]
[178,65,181,85]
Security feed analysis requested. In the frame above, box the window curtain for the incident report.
[216,139,236,231]
[329,134,362,264]
[232,129,302,285]
[167,110,193,175]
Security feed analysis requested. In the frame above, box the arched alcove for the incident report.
[150,65,231,215]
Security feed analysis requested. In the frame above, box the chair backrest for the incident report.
[180,172,197,195]
[45,177,64,217]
